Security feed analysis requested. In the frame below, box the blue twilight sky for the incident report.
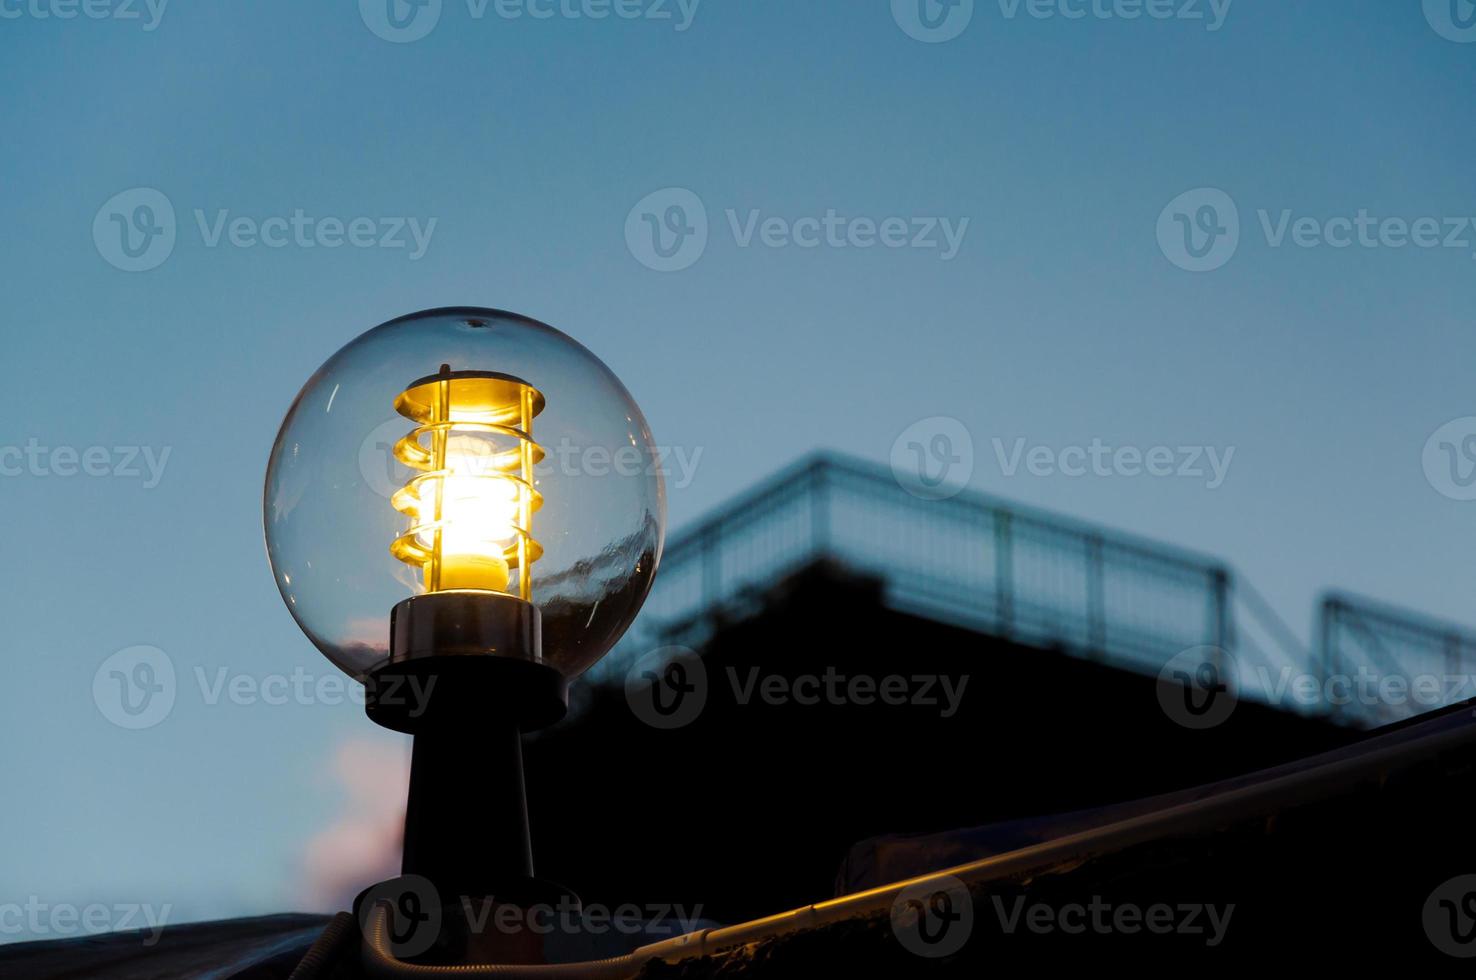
[2,0,1476,939]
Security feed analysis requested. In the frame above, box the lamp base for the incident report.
[388,590,543,663]
[364,654,567,734]
[365,591,567,734]
[353,710,579,965]
[361,591,572,941]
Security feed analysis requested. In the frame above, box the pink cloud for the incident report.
[298,737,409,912]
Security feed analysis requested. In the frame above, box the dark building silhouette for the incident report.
[11,454,1476,975]
[525,454,1476,921]
[527,561,1348,922]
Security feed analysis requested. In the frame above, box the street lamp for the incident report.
[264,308,666,959]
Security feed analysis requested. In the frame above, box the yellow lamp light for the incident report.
[388,366,545,600]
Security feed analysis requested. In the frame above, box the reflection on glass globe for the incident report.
[264,308,665,681]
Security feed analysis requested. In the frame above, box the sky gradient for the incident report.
[2,0,1475,941]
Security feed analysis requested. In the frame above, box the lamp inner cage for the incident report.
[389,365,545,601]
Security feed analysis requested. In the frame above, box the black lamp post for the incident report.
[367,597,567,904]
[264,308,666,966]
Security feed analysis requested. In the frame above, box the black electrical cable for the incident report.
[288,911,359,980]
[359,902,645,978]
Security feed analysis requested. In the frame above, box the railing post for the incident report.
[995,512,1013,638]
[702,523,722,609]
[1086,535,1105,657]
[1320,599,1339,717]
[1209,568,1231,681]
[1211,568,1230,652]
[811,459,830,556]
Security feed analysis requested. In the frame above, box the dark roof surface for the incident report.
[0,913,328,980]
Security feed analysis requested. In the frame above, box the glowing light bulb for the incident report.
[264,307,665,682]
[389,365,545,598]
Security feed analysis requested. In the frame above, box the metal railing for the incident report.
[1319,594,1476,726]
[592,454,1476,729]
[594,454,1235,685]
